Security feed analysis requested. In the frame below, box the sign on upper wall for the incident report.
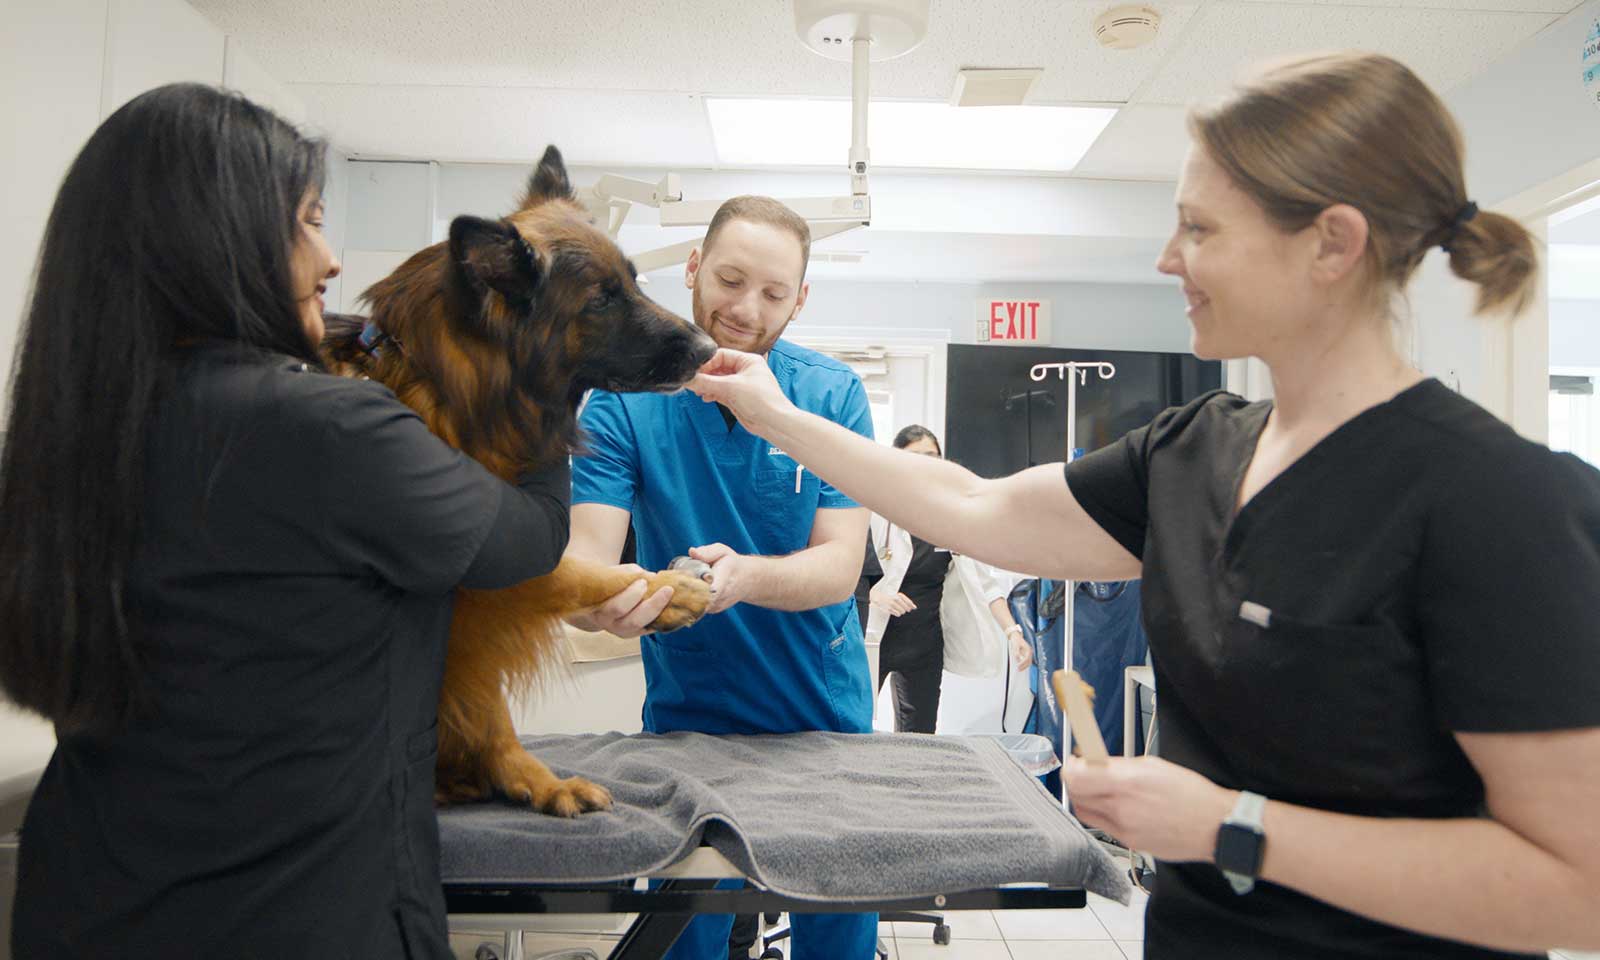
[978,299,1051,345]
[1584,12,1600,110]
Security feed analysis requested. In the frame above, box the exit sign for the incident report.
[978,299,1050,344]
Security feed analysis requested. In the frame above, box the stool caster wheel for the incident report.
[933,923,952,945]
[760,948,784,960]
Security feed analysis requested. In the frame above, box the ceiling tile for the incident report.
[1139,2,1559,104]
[1072,104,1191,180]
[193,0,1198,103]
[294,85,717,166]
[1230,0,1578,12]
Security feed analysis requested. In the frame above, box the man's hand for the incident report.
[687,542,756,615]
[577,564,677,639]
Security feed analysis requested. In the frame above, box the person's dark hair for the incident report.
[703,196,812,283]
[893,424,942,456]
[0,83,327,736]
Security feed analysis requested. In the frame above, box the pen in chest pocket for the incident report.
[795,464,804,493]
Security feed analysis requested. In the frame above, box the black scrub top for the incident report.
[1065,379,1600,960]
[880,534,951,661]
[13,345,570,959]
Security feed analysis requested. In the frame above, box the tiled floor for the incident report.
[485,896,1596,959]
[871,889,1148,960]
[862,893,1595,960]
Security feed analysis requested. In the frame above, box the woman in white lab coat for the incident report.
[855,426,1031,733]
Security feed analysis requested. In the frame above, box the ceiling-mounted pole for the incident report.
[850,35,870,197]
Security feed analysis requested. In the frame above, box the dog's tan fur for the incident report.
[323,147,713,815]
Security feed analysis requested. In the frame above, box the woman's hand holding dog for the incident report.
[688,349,794,439]
[581,564,679,639]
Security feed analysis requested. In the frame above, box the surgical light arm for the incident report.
[584,35,874,273]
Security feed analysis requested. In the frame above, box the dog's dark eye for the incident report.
[588,290,614,311]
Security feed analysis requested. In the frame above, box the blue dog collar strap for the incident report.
[358,320,392,357]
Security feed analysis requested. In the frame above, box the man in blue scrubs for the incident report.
[565,196,877,960]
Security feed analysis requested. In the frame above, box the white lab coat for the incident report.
[864,514,1015,678]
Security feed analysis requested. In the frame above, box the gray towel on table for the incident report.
[437,731,1130,904]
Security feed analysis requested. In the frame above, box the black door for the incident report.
[945,344,1221,477]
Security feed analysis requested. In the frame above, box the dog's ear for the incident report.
[449,215,542,302]
[520,145,574,208]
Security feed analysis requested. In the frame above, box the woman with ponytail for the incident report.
[691,52,1600,958]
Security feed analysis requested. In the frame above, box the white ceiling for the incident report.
[194,0,1577,174]
[190,0,1581,284]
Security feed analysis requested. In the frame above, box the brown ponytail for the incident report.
[1441,210,1539,315]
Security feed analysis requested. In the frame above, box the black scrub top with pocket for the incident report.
[13,344,570,959]
[1065,379,1600,960]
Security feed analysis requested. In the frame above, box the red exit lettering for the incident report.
[988,300,1041,340]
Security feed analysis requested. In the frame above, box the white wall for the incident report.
[1553,299,1600,367]
[1414,0,1600,436]
[629,277,1191,354]
[341,159,1194,351]
[422,161,1178,247]
[1,1,111,420]
[0,0,307,785]
[1449,1,1600,213]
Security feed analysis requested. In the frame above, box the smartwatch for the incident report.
[1214,790,1267,895]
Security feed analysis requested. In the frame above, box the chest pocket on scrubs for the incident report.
[1216,611,1433,802]
[753,467,820,550]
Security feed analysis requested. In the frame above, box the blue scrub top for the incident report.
[573,340,875,736]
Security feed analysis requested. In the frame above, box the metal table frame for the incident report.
[444,846,1088,960]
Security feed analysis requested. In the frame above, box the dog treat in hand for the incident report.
[1053,669,1109,766]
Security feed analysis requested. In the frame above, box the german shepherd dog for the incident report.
[322,146,716,816]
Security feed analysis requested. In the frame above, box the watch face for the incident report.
[1215,823,1264,876]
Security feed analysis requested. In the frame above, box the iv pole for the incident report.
[1028,359,1116,797]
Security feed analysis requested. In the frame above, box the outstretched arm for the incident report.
[689,350,1140,581]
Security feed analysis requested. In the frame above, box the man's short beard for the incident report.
[691,277,793,356]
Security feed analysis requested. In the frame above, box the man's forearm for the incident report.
[736,539,863,612]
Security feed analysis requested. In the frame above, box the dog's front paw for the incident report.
[645,561,713,633]
[489,748,614,817]
[529,775,614,818]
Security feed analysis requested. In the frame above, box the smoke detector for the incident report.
[794,0,931,62]
[1093,5,1161,50]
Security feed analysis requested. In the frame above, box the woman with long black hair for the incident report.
[0,84,570,958]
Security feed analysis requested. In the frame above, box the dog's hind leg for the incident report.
[434,607,613,815]
[446,696,612,817]
[432,559,708,814]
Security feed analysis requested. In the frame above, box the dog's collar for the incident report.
[358,320,403,359]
